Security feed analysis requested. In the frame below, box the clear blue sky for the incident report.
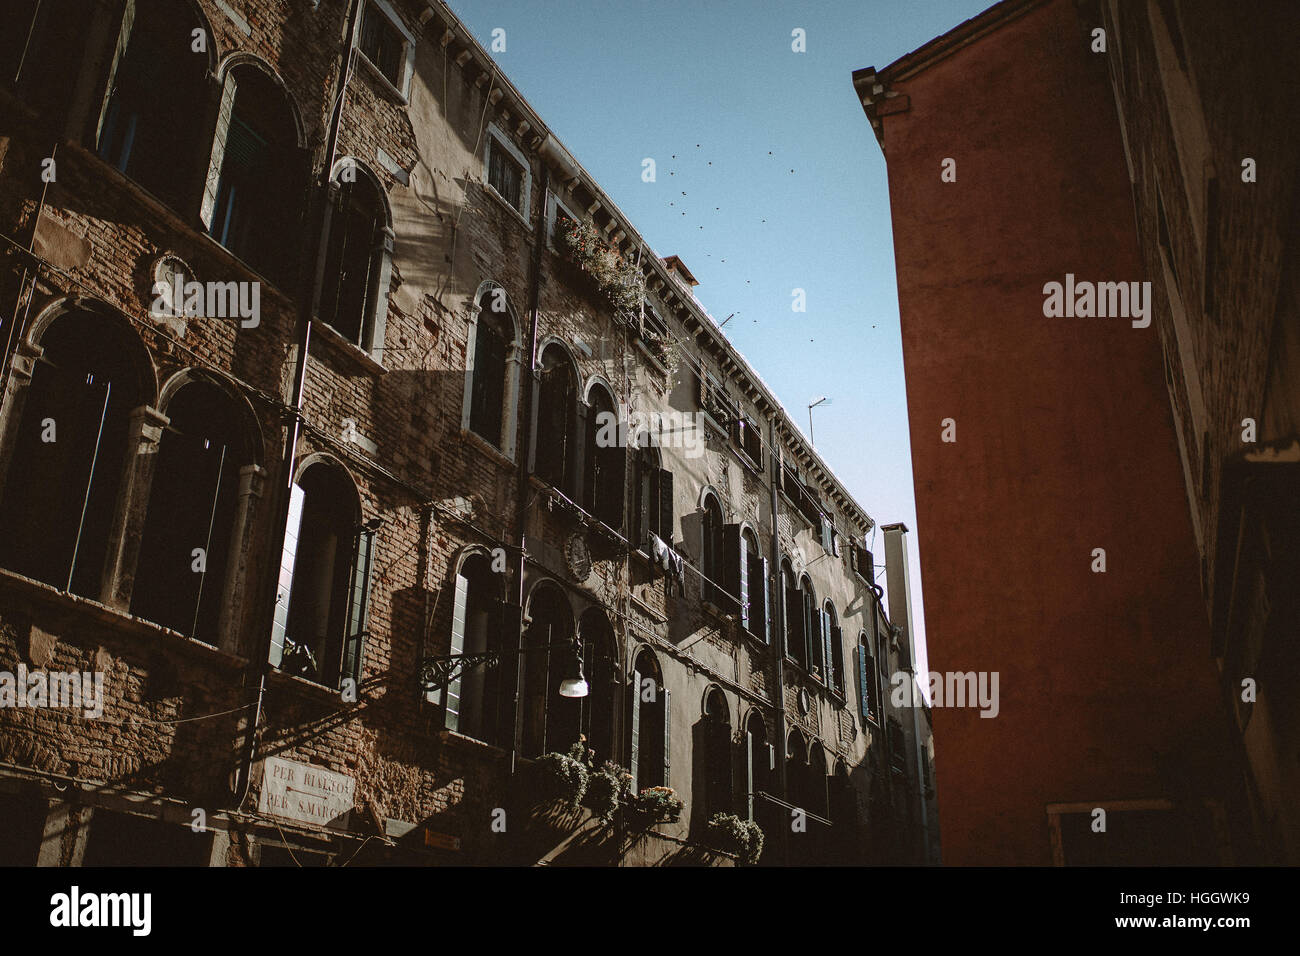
[449,0,998,689]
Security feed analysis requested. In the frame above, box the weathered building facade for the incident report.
[0,0,930,866]
[853,0,1262,865]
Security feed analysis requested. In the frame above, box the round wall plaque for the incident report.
[564,532,592,582]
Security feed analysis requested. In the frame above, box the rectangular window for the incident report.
[733,415,763,467]
[547,192,577,249]
[636,451,674,550]
[858,645,879,725]
[851,540,874,584]
[487,133,525,213]
[698,370,737,431]
[360,1,408,90]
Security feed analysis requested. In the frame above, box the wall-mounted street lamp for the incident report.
[418,638,587,697]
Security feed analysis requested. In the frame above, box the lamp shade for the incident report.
[559,677,589,698]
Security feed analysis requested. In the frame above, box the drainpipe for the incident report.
[881,522,930,864]
[508,160,548,776]
[767,416,789,863]
[234,0,362,808]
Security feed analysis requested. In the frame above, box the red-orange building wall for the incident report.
[864,0,1233,865]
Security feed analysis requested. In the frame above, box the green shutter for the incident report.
[662,687,671,788]
[760,557,771,643]
[341,527,375,688]
[268,483,306,668]
[443,572,470,731]
[657,467,673,545]
[629,668,642,793]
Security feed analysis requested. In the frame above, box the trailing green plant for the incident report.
[582,761,633,824]
[530,752,588,810]
[560,218,645,325]
[628,785,684,825]
[705,812,765,866]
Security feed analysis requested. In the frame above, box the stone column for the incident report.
[99,405,168,610]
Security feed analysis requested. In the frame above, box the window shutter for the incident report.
[629,668,642,793]
[823,609,834,688]
[443,571,470,731]
[635,451,652,549]
[526,366,540,475]
[662,687,671,787]
[93,0,137,154]
[830,624,843,695]
[269,483,306,668]
[570,401,588,503]
[200,71,238,229]
[723,524,745,625]
[656,467,673,545]
[760,556,771,643]
[340,527,375,688]
[857,646,870,719]
[494,599,522,741]
[745,729,755,820]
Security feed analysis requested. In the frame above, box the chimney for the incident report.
[881,522,916,670]
[662,255,699,290]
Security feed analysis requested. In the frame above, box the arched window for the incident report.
[697,687,732,821]
[269,462,374,690]
[701,492,723,605]
[583,383,624,529]
[320,164,392,353]
[824,602,844,696]
[96,0,209,212]
[5,0,93,129]
[635,443,673,551]
[203,64,302,283]
[0,309,151,598]
[442,552,512,746]
[785,728,806,808]
[800,575,824,680]
[856,630,880,725]
[577,608,618,762]
[808,742,830,820]
[521,583,576,757]
[782,560,805,668]
[829,758,855,858]
[467,287,514,449]
[131,377,253,642]
[726,525,768,641]
[744,712,771,820]
[533,343,578,497]
[628,648,668,792]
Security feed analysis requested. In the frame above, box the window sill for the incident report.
[356,51,410,105]
[483,183,533,231]
[458,427,515,469]
[634,338,669,376]
[267,667,348,703]
[439,729,509,757]
[629,591,667,625]
[310,319,388,376]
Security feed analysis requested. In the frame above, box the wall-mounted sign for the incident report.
[424,829,462,851]
[259,756,355,830]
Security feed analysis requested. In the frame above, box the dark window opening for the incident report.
[0,311,149,597]
[521,584,576,758]
[583,384,624,529]
[825,603,844,697]
[701,494,723,605]
[97,0,207,212]
[534,344,578,497]
[698,687,733,820]
[627,649,667,792]
[468,290,511,448]
[635,446,673,549]
[858,636,879,725]
[208,67,301,284]
[359,2,405,88]
[782,563,806,669]
[320,173,384,346]
[734,415,763,466]
[577,608,617,763]
[745,713,771,814]
[5,0,90,128]
[269,463,372,689]
[803,577,823,681]
[487,135,524,212]
[444,552,515,747]
[84,811,211,867]
[131,379,251,642]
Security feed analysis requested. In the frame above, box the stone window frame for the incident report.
[482,123,532,223]
[460,280,524,462]
[355,0,417,102]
